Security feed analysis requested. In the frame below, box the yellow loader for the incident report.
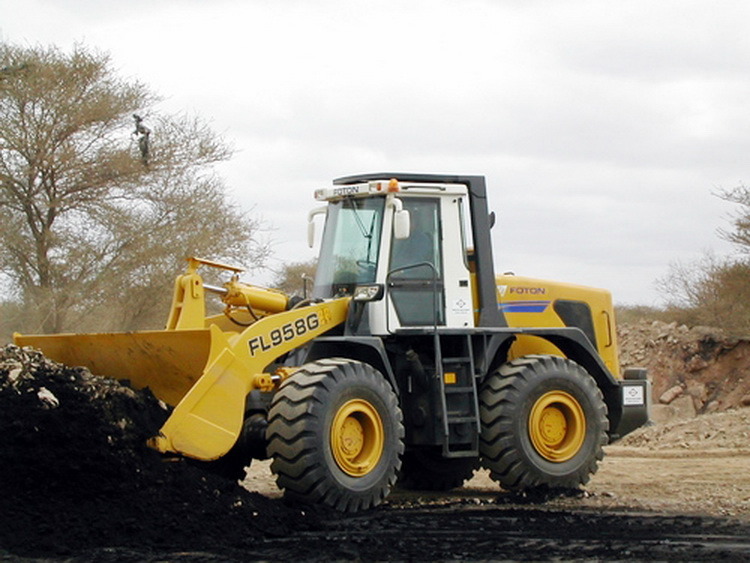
[15,173,650,512]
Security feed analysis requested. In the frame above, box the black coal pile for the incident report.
[0,344,304,559]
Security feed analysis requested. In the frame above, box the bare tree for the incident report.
[717,184,750,253]
[0,43,269,333]
[272,258,317,298]
[657,253,750,335]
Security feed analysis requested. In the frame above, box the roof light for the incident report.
[387,178,400,192]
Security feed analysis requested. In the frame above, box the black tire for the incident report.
[479,355,608,491]
[205,412,267,481]
[266,358,404,512]
[398,448,479,491]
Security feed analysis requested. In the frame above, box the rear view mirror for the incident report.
[307,222,315,248]
[393,209,410,240]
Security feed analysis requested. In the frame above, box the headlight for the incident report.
[353,284,384,302]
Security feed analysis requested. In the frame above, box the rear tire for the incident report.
[398,448,479,491]
[479,355,608,491]
[267,358,404,512]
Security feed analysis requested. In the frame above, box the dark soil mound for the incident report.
[0,344,306,559]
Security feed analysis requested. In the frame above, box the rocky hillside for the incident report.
[618,321,750,420]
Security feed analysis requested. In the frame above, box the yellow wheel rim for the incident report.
[528,391,586,462]
[330,399,384,477]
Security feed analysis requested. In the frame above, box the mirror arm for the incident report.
[307,205,328,248]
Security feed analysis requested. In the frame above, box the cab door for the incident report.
[385,195,474,331]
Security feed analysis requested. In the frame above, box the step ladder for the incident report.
[435,334,481,458]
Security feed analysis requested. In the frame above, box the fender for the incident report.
[304,336,398,393]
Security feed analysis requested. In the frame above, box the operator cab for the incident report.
[310,175,476,334]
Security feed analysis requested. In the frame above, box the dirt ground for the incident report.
[233,410,750,561]
[240,409,750,520]
[242,447,750,521]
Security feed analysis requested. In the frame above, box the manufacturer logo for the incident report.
[332,186,361,197]
[508,286,546,295]
[497,285,547,296]
[622,385,645,406]
[451,298,471,316]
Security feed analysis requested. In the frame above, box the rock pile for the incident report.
[618,321,750,421]
[0,344,304,559]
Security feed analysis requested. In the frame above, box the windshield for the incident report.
[313,197,385,298]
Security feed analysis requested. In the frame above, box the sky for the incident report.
[1,0,748,305]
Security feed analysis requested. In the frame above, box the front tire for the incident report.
[267,358,404,512]
[479,355,608,491]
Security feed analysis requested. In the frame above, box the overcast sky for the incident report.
[2,0,747,305]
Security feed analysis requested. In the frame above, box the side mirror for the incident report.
[393,209,411,240]
[307,222,315,248]
[307,206,327,248]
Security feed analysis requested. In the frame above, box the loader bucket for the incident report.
[13,296,352,462]
[13,329,212,407]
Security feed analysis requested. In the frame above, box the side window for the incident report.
[457,197,472,271]
[390,198,442,278]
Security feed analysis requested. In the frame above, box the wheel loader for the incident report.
[15,173,650,512]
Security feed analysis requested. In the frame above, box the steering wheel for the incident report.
[356,259,377,277]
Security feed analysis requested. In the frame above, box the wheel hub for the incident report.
[529,391,586,462]
[539,406,567,445]
[331,399,384,476]
[339,418,364,456]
